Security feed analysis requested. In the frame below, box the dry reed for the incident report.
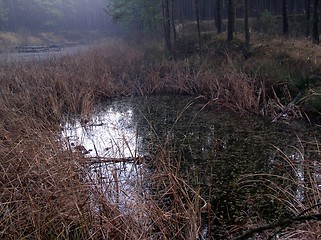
[235,137,321,239]
[0,38,317,239]
[0,39,211,239]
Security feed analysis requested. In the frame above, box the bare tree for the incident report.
[282,0,289,34]
[306,0,311,37]
[227,0,235,41]
[162,0,172,53]
[215,0,222,34]
[195,0,201,47]
[312,0,320,44]
[244,0,250,58]
[171,0,177,44]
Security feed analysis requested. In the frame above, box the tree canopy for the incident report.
[107,0,161,32]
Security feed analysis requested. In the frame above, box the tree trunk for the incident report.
[162,0,172,53]
[244,0,250,54]
[171,0,177,44]
[282,0,289,35]
[272,0,278,15]
[9,0,17,31]
[306,0,311,37]
[215,0,222,34]
[227,0,235,41]
[313,0,320,44]
[195,0,201,47]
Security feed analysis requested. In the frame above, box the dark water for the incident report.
[63,95,321,238]
[0,45,88,64]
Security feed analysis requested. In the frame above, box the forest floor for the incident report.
[172,31,321,123]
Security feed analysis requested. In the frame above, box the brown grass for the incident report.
[1,39,264,115]
[235,137,321,239]
[0,39,212,239]
[0,36,320,239]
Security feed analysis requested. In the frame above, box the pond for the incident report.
[0,45,89,64]
[62,95,321,238]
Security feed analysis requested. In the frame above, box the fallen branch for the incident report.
[86,156,146,164]
[272,89,304,122]
[235,213,321,240]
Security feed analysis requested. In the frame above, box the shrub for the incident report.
[260,10,276,35]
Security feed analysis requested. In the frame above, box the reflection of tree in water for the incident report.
[71,95,321,238]
[129,95,321,237]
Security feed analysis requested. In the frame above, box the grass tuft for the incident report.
[1,36,321,238]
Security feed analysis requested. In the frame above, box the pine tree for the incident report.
[312,0,320,44]
[282,0,289,34]
[227,0,235,41]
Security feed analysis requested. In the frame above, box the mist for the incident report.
[0,0,119,36]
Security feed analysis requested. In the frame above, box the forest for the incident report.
[1,1,321,240]
[108,0,320,49]
[0,0,110,32]
[0,1,317,37]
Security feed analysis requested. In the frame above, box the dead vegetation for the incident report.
[235,137,321,239]
[0,40,212,239]
[0,37,321,239]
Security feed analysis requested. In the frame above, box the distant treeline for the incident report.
[0,0,111,32]
[173,0,309,20]
[108,0,313,32]
[108,0,320,53]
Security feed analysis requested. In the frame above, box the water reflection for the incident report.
[62,95,321,238]
[0,45,88,64]
[63,104,141,158]
[62,100,147,219]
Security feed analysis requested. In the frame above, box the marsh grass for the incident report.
[0,101,208,239]
[235,137,321,239]
[0,40,212,238]
[1,37,320,239]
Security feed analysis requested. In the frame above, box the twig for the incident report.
[86,156,145,164]
[268,202,321,239]
[235,213,321,240]
[272,89,304,122]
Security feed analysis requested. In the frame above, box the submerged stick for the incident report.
[87,156,145,164]
[272,89,304,122]
[235,213,321,240]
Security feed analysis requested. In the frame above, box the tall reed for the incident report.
[0,40,211,239]
[0,38,316,239]
[235,137,321,239]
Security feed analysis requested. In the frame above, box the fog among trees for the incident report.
[107,0,313,32]
[0,0,114,33]
[107,0,320,50]
[0,0,319,43]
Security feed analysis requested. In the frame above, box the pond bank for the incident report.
[63,95,321,238]
[1,37,321,239]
